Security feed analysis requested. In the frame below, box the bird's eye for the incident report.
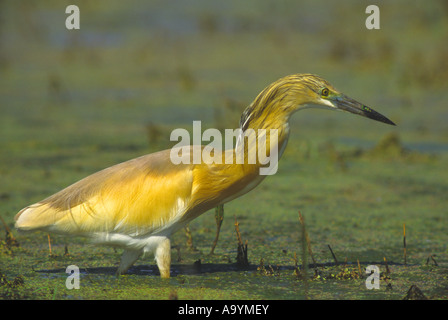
[321,88,329,97]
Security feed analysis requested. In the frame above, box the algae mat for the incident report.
[1,1,447,300]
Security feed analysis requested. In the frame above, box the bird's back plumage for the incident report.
[15,148,196,237]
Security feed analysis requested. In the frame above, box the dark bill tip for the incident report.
[361,105,396,126]
[335,95,396,126]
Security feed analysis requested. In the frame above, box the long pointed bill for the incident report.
[334,94,396,126]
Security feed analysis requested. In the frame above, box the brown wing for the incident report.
[15,149,195,236]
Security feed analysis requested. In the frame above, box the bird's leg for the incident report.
[210,204,224,254]
[155,237,171,278]
[184,224,194,250]
[116,249,142,275]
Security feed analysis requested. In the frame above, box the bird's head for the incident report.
[241,74,395,131]
[294,74,395,125]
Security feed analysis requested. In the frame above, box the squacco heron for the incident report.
[15,74,395,278]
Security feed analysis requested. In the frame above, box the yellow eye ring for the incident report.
[321,88,329,97]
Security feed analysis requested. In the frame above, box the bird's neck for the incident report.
[236,89,297,165]
[191,115,292,211]
[237,121,290,157]
[224,117,290,180]
[198,96,296,205]
[205,122,289,206]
